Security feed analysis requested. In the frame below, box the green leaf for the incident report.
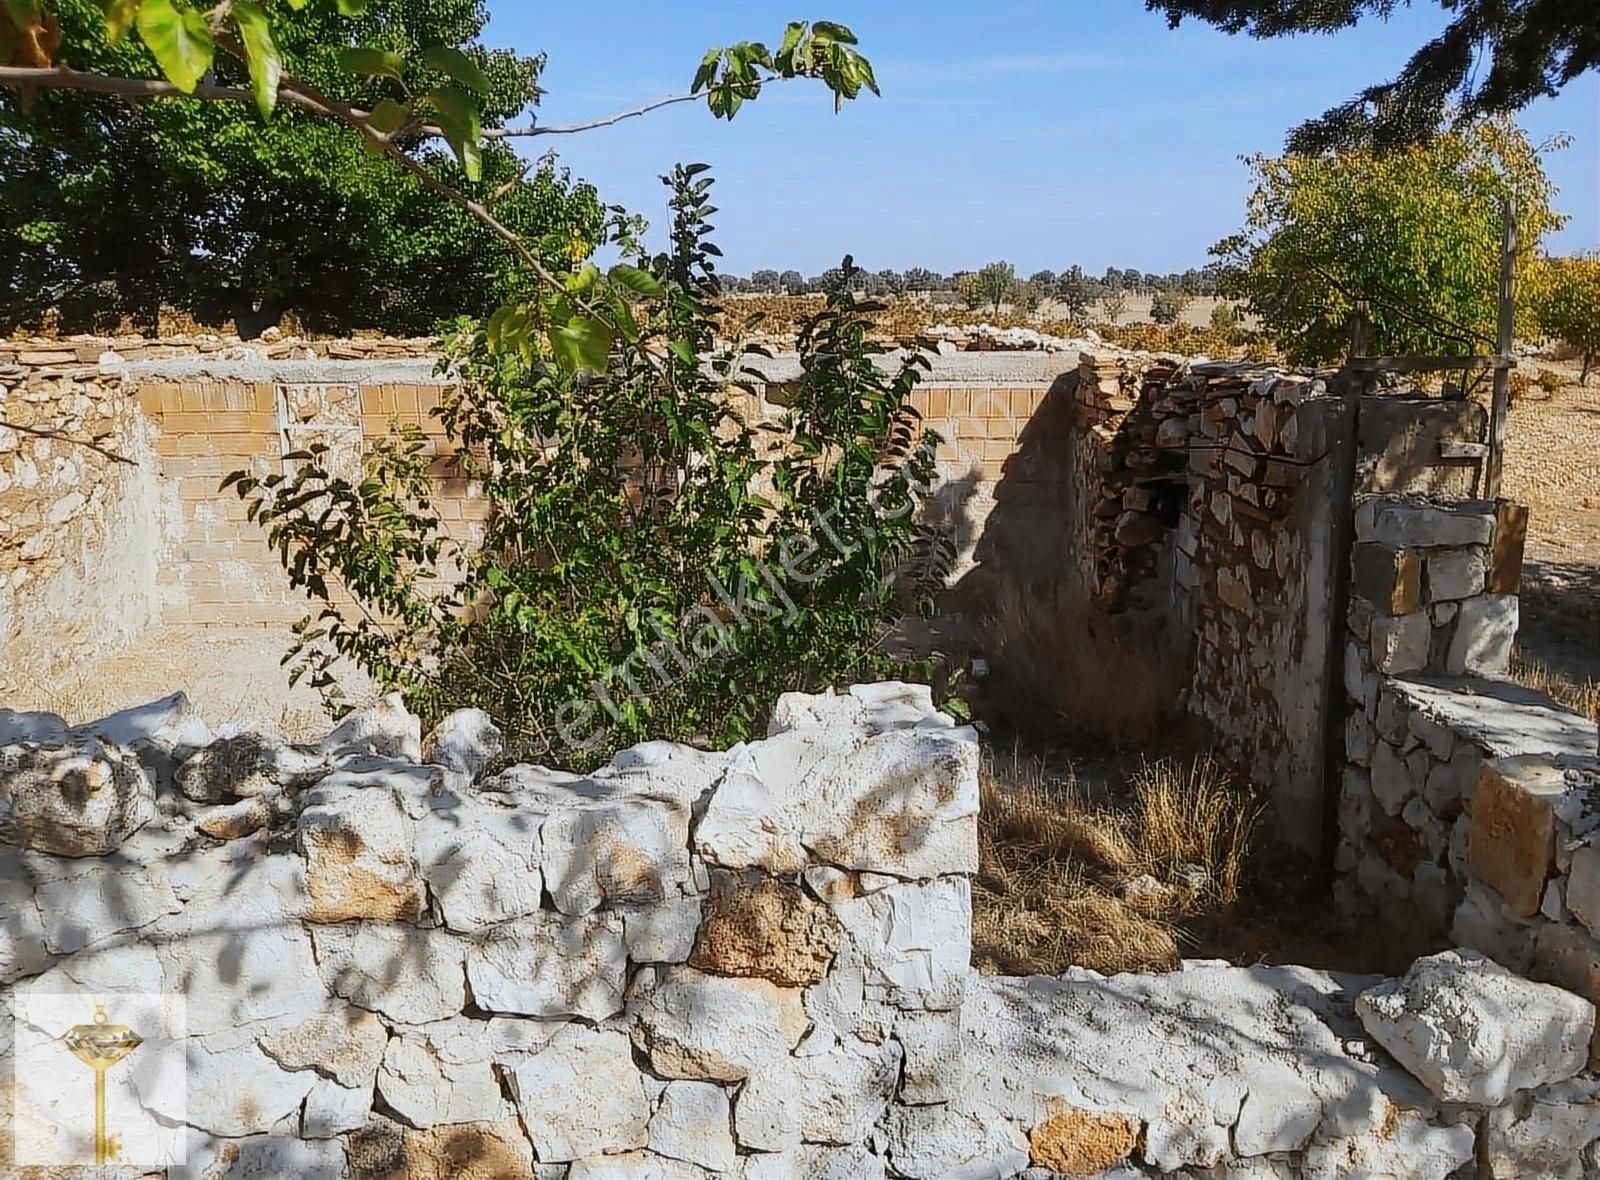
[691,46,721,93]
[427,85,483,182]
[336,0,368,14]
[135,0,215,95]
[421,45,491,93]
[608,263,665,299]
[232,1,280,119]
[367,97,411,135]
[337,46,406,83]
[101,0,140,43]
[811,20,857,44]
[548,316,614,374]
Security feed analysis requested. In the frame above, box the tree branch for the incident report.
[484,92,704,139]
[0,419,137,466]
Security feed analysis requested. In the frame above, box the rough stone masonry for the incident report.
[3,681,1599,1178]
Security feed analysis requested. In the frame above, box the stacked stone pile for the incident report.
[3,681,1599,1176]
[0,334,439,378]
[1067,353,1190,610]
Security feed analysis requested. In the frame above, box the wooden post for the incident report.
[1484,198,1517,499]
[1350,299,1371,362]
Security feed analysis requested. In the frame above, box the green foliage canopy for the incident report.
[1212,118,1565,364]
[1531,255,1600,384]
[2,0,610,335]
[1142,1,1600,151]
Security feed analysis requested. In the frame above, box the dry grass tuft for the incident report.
[1510,649,1600,723]
[973,749,1257,977]
[980,582,1188,748]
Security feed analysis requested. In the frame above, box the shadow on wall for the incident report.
[946,371,1082,615]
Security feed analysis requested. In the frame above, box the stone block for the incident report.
[734,1036,901,1152]
[1352,543,1422,616]
[688,875,843,987]
[0,737,154,856]
[1424,547,1488,603]
[1447,594,1517,676]
[1480,1078,1600,1180]
[542,798,692,916]
[1369,612,1430,674]
[648,1081,736,1173]
[1370,742,1414,816]
[316,692,422,762]
[1533,923,1600,1069]
[298,786,423,923]
[465,911,627,1021]
[1028,1107,1139,1176]
[1356,949,1594,1105]
[509,1025,650,1163]
[1567,844,1600,941]
[1469,756,1567,918]
[1488,500,1529,595]
[630,965,807,1082]
[1355,497,1495,548]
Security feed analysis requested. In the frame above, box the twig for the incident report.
[0,419,137,466]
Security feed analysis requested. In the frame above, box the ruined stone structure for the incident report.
[5,683,1600,1177]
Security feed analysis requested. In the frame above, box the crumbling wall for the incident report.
[1176,369,1354,854]
[3,681,1598,1177]
[1334,493,1600,1065]
[0,350,160,691]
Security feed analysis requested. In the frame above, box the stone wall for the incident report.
[1334,493,1600,1067]
[4,681,1600,1177]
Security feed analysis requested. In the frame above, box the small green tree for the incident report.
[973,261,1017,315]
[227,176,950,765]
[1210,301,1242,334]
[1532,255,1600,385]
[1099,289,1127,325]
[1213,118,1565,364]
[1056,265,1092,323]
[1149,290,1188,325]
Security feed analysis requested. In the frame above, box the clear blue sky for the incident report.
[488,1,1599,276]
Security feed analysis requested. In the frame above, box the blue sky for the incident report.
[488,2,1599,276]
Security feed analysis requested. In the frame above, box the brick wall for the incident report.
[1,338,1085,675]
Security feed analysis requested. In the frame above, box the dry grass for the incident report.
[1510,648,1600,723]
[973,747,1258,976]
[980,582,1188,748]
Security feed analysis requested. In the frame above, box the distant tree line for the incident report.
[721,263,1220,300]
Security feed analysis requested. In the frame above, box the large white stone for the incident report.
[81,691,212,751]
[831,878,971,1011]
[621,896,703,965]
[171,1130,346,1180]
[648,1080,737,1172]
[0,736,154,856]
[422,708,504,789]
[176,728,327,802]
[303,1076,374,1138]
[377,1018,514,1128]
[896,1009,966,1104]
[312,921,468,1025]
[568,1152,716,1179]
[465,911,627,1020]
[1299,1112,1475,1180]
[151,848,323,1036]
[146,1023,318,1137]
[317,692,423,761]
[416,800,544,932]
[697,726,978,880]
[631,965,807,1081]
[882,1104,1030,1180]
[734,1035,901,1151]
[298,784,423,923]
[1566,843,1600,941]
[257,1008,388,1088]
[1479,1078,1600,1180]
[34,858,180,954]
[542,798,692,915]
[1446,594,1518,677]
[510,1024,650,1162]
[1356,949,1594,1105]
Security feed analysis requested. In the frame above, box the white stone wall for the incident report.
[4,682,1599,1177]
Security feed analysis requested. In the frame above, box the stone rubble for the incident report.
[1,681,1597,1177]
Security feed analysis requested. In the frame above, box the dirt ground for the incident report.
[1501,362,1600,688]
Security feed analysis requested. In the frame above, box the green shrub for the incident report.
[226,168,952,766]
